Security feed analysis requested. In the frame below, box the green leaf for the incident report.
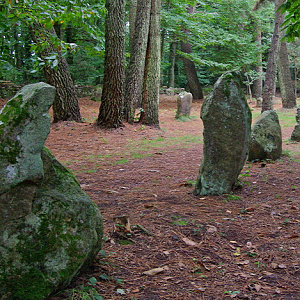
[88,277,98,286]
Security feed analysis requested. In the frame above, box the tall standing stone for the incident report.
[0,83,103,300]
[194,72,252,196]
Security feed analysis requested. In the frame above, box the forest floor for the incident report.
[2,94,300,299]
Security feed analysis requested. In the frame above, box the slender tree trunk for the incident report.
[30,23,82,122]
[123,0,151,124]
[97,0,126,128]
[180,5,203,100]
[139,0,161,128]
[168,41,177,88]
[278,40,296,108]
[129,0,138,52]
[253,26,263,107]
[262,0,285,112]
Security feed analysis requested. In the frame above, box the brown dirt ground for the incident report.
[2,95,300,300]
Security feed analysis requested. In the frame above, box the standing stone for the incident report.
[194,72,252,196]
[248,110,282,161]
[291,106,300,141]
[175,92,193,119]
[0,83,103,300]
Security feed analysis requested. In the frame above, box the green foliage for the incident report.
[280,0,300,41]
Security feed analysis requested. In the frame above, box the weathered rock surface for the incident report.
[194,72,252,196]
[0,83,103,300]
[291,106,300,141]
[248,110,282,161]
[175,92,193,119]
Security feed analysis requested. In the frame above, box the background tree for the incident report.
[139,0,161,128]
[123,0,151,124]
[278,39,296,108]
[258,0,285,112]
[180,4,203,100]
[96,0,126,129]
[30,24,82,122]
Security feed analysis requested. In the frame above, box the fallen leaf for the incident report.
[278,264,287,269]
[144,203,155,208]
[288,234,299,239]
[254,284,262,292]
[182,237,198,247]
[143,267,165,276]
[236,260,250,265]
[207,225,217,233]
[271,262,278,269]
[233,247,241,256]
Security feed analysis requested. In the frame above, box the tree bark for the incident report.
[261,0,285,113]
[129,0,138,53]
[168,41,177,88]
[180,5,203,100]
[123,0,151,124]
[30,23,82,123]
[139,0,161,128]
[97,0,126,128]
[278,40,296,108]
[252,27,263,106]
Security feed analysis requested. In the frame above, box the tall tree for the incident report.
[180,5,203,100]
[30,23,82,122]
[252,23,263,106]
[261,0,285,112]
[123,0,151,124]
[139,0,161,128]
[278,40,296,108]
[97,0,126,128]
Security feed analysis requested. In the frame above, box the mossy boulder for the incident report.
[248,110,282,161]
[291,106,300,142]
[194,72,252,196]
[0,83,103,300]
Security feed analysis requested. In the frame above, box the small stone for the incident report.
[248,110,282,161]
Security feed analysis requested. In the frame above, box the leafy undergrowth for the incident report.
[2,95,300,299]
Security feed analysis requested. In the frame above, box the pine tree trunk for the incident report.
[278,40,296,108]
[253,27,263,106]
[261,0,285,113]
[30,23,82,122]
[180,5,203,100]
[123,0,151,124]
[129,0,138,52]
[168,41,177,88]
[139,0,161,128]
[97,0,126,128]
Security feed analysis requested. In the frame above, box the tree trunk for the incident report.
[139,0,161,128]
[129,0,138,52]
[97,0,126,128]
[168,41,177,88]
[252,27,263,107]
[30,23,82,122]
[261,0,285,113]
[180,5,203,100]
[123,0,151,124]
[278,40,296,108]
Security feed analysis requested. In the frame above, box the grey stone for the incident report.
[194,72,252,196]
[248,110,282,161]
[0,82,56,193]
[0,83,103,300]
[175,92,193,119]
[291,106,300,141]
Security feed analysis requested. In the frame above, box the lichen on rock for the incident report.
[0,83,103,300]
[194,72,252,196]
